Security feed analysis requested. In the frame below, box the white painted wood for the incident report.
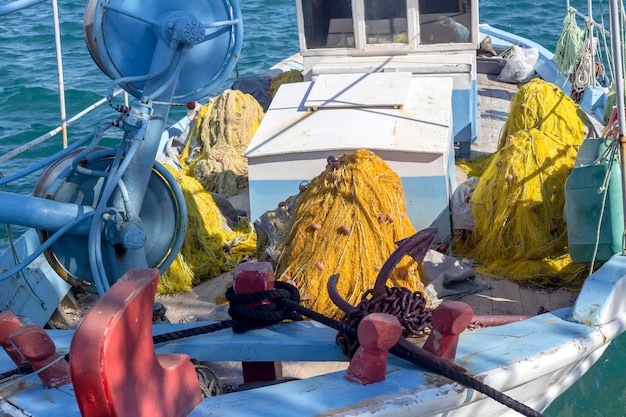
[246,75,453,159]
[304,72,412,109]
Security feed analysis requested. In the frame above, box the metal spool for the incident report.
[34,149,185,293]
[83,0,243,102]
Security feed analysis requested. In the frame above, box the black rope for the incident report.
[0,363,34,380]
[152,321,234,344]
[275,296,546,417]
[0,282,545,417]
[225,281,303,333]
[152,281,303,342]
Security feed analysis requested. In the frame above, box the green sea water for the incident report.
[0,1,624,415]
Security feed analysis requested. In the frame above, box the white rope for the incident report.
[0,354,67,400]
[573,38,596,92]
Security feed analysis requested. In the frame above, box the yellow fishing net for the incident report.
[159,168,256,294]
[268,69,303,99]
[186,89,265,197]
[160,90,263,294]
[499,78,586,147]
[276,149,431,319]
[454,79,591,288]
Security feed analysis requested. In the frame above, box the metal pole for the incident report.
[0,0,47,17]
[51,0,68,148]
[588,0,596,85]
[609,0,626,249]
[0,191,93,235]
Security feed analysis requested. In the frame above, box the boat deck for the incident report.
[53,74,579,326]
[147,73,579,325]
[44,71,583,389]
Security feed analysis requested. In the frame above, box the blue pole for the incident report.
[106,44,187,280]
[0,0,47,17]
[0,191,93,234]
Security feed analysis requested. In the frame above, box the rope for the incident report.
[225,281,303,333]
[555,8,585,77]
[275,296,546,417]
[0,354,68,394]
[152,321,234,344]
[571,38,595,101]
[0,284,545,417]
[589,138,621,274]
[192,359,223,397]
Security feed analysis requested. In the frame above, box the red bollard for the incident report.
[345,313,402,385]
[233,262,275,307]
[0,311,27,366]
[423,300,474,361]
[233,262,283,383]
[9,325,71,388]
[70,268,202,417]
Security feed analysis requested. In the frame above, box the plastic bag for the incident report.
[497,45,539,84]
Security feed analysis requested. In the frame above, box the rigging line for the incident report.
[590,139,619,274]
[0,212,95,283]
[0,355,66,397]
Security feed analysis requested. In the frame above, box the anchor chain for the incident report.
[337,286,432,357]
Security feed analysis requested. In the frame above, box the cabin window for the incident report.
[418,0,472,44]
[364,0,408,45]
[301,0,355,48]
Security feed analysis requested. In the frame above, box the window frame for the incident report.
[296,0,478,56]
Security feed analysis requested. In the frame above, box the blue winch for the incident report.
[0,0,243,295]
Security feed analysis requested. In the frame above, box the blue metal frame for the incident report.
[0,0,48,17]
[0,0,242,294]
[86,0,244,103]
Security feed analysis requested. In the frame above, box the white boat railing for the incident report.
[0,0,127,163]
[565,1,613,89]
[566,0,612,37]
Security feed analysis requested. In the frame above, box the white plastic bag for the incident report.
[497,45,539,83]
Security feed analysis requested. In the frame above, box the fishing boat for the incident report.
[1,0,626,416]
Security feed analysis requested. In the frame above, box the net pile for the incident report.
[188,89,265,197]
[159,88,264,294]
[159,169,256,294]
[454,79,590,288]
[275,149,431,319]
[268,69,303,99]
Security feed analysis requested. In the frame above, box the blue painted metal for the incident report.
[1,256,626,416]
[580,85,609,123]
[0,128,100,187]
[0,0,47,17]
[84,0,243,103]
[34,154,186,293]
[451,83,478,156]
[0,288,621,417]
[572,254,626,327]
[0,0,243,293]
[0,229,70,326]
[0,192,93,235]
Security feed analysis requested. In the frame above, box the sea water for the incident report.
[0,0,625,415]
